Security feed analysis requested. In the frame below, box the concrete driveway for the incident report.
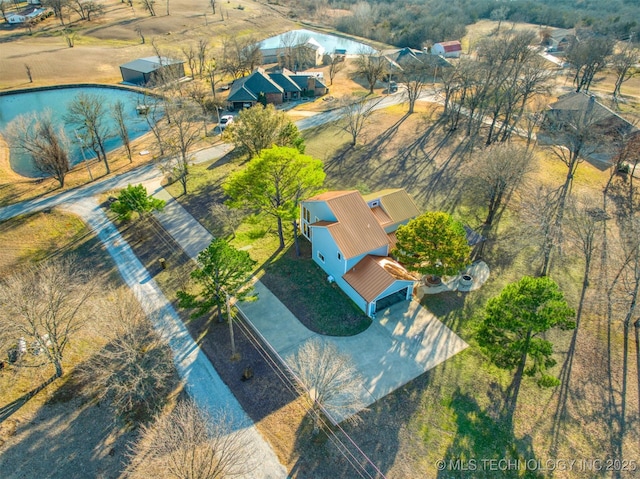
[237,282,468,423]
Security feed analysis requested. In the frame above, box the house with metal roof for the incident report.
[119,56,186,86]
[300,189,420,317]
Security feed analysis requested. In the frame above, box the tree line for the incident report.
[318,0,639,48]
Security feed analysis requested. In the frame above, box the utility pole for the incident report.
[226,291,239,360]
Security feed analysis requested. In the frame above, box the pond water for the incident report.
[260,29,376,55]
[0,86,156,177]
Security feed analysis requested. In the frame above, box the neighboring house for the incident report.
[261,36,326,69]
[7,7,47,24]
[227,68,284,110]
[227,68,328,110]
[431,41,462,58]
[119,56,186,86]
[544,91,637,137]
[300,189,421,317]
[542,92,637,162]
[382,47,452,80]
[540,28,575,53]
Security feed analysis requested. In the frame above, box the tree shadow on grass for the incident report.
[288,379,425,479]
[261,241,371,336]
[0,363,145,479]
[0,374,57,424]
[437,389,542,479]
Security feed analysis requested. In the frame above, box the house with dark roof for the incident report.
[300,189,421,317]
[431,41,462,58]
[381,47,452,82]
[542,92,638,162]
[119,56,186,86]
[226,68,284,110]
[227,68,328,110]
[540,28,576,53]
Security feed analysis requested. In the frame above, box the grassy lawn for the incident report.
[261,240,371,336]
[0,209,143,479]
[162,149,372,336]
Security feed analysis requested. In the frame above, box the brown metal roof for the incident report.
[378,190,421,226]
[363,189,421,228]
[318,191,390,259]
[343,255,415,302]
[313,220,336,227]
[370,206,393,227]
[387,231,397,250]
[307,190,354,201]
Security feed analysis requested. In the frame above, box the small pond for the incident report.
[0,85,157,177]
[260,29,376,55]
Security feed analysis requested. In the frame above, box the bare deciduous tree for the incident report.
[181,43,197,78]
[327,54,345,86]
[24,63,33,82]
[337,95,381,146]
[398,56,437,114]
[565,34,614,93]
[42,0,69,25]
[288,339,368,432]
[127,399,253,479]
[0,259,94,378]
[134,25,145,44]
[65,92,112,174]
[468,143,534,226]
[354,51,387,94]
[162,97,202,195]
[197,38,209,78]
[540,95,605,275]
[78,289,176,420]
[112,100,133,163]
[4,110,71,187]
[220,36,262,79]
[139,0,156,16]
[612,42,639,105]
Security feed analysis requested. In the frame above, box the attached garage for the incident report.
[375,287,410,312]
[343,255,415,318]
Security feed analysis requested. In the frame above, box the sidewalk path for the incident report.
[61,198,288,479]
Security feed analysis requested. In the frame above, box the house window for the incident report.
[303,207,310,222]
[337,252,342,260]
[370,200,379,207]
[317,251,325,263]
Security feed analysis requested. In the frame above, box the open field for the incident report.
[0,210,143,479]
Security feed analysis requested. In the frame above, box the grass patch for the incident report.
[260,239,371,336]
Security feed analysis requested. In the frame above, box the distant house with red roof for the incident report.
[300,189,420,317]
[431,40,462,58]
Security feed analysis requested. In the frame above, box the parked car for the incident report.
[219,115,234,131]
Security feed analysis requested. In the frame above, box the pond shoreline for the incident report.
[0,84,160,177]
[0,82,149,97]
